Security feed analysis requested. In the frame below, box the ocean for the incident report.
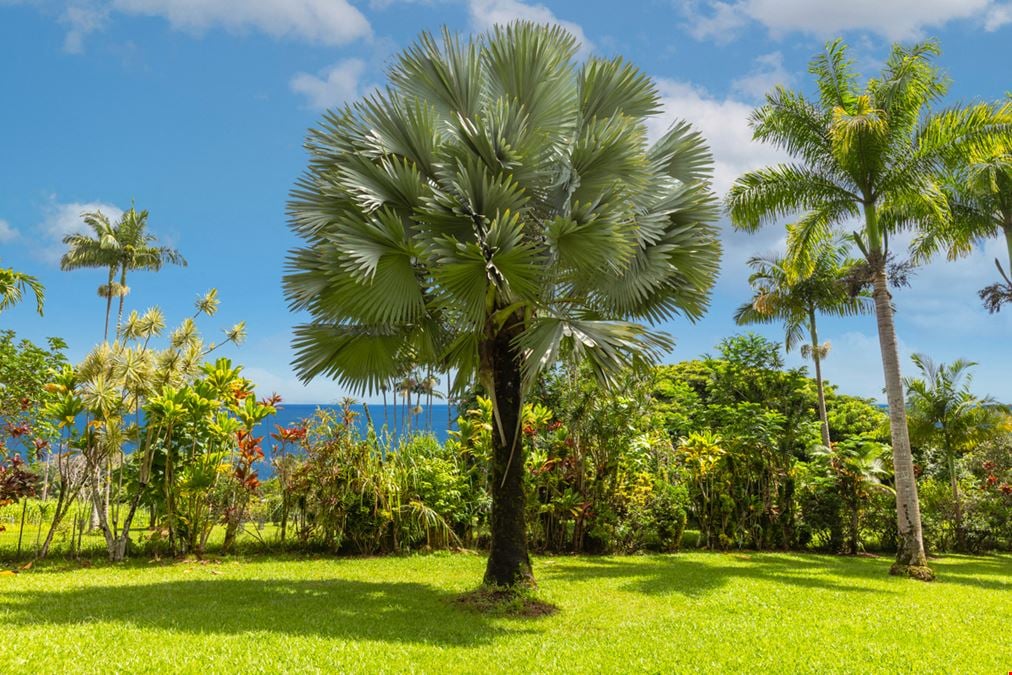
[254,402,459,448]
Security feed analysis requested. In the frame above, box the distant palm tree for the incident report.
[727,38,1009,579]
[61,211,120,340]
[61,206,186,341]
[0,263,45,316]
[905,354,1000,551]
[735,241,870,447]
[286,23,720,587]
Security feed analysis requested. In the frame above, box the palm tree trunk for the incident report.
[808,309,832,448]
[480,312,533,588]
[946,447,965,552]
[871,267,931,579]
[103,267,115,341]
[115,265,127,340]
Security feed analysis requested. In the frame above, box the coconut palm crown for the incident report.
[286,22,721,586]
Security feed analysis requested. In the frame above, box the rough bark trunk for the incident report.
[871,269,932,579]
[809,310,832,448]
[481,313,533,589]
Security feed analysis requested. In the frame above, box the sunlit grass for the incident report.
[1,551,1008,673]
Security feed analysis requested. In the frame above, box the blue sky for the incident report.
[1,0,1010,403]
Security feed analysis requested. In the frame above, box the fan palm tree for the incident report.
[286,22,721,588]
[0,263,45,317]
[905,354,1000,552]
[734,241,870,447]
[62,206,186,341]
[726,39,1010,579]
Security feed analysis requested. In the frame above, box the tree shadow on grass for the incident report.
[0,577,532,646]
[923,554,1012,591]
[540,553,896,598]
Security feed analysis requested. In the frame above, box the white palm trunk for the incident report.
[871,269,931,577]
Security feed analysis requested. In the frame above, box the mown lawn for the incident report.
[0,552,1008,673]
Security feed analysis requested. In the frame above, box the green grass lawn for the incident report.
[1,552,1009,673]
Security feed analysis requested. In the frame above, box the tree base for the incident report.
[456,585,556,618]
[889,562,935,581]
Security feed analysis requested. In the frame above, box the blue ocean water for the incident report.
[255,403,458,448]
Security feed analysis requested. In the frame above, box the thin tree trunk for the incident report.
[115,265,127,340]
[103,266,114,341]
[871,268,931,579]
[946,448,965,552]
[809,309,832,448]
[481,312,533,588]
[89,463,101,531]
[41,450,51,501]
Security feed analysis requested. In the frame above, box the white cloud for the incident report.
[290,58,369,111]
[0,219,19,244]
[647,79,791,288]
[647,79,786,199]
[731,51,792,100]
[35,199,124,264]
[985,2,1012,29]
[684,0,999,41]
[55,0,372,50]
[468,0,593,51]
[683,1,747,42]
[61,3,110,53]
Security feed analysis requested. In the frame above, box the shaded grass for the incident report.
[0,551,1009,673]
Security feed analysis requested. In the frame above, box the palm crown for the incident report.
[286,22,721,396]
[734,241,870,353]
[61,206,186,340]
[0,263,45,316]
[727,39,1008,275]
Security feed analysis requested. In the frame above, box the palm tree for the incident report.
[734,241,870,447]
[286,22,721,588]
[61,210,120,340]
[110,207,187,336]
[726,39,1009,579]
[0,263,45,316]
[905,354,999,552]
[61,206,186,341]
[933,101,1012,312]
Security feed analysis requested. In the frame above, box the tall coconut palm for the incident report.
[286,22,721,588]
[726,39,1010,579]
[62,207,186,340]
[734,241,870,447]
[0,263,45,317]
[905,354,999,552]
